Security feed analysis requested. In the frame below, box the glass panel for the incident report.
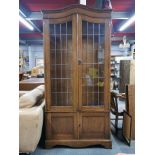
[67,22,72,34]
[50,21,73,106]
[81,21,105,106]
[61,23,66,34]
[61,35,67,49]
[88,22,93,34]
[49,24,54,34]
[94,23,99,34]
[56,24,60,34]
[100,24,105,34]
[82,21,87,34]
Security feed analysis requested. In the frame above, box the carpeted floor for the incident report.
[28,128,135,155]
[20,132,134,155]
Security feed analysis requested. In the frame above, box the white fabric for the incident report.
[19,100,45,153]
[19,85,45,153]
[19,91,29,97]
[19,85,44,108]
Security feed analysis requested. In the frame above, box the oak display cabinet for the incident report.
[43,4,112,148]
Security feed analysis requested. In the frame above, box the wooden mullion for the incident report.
[78,14,82,111]
[72,14,78,113]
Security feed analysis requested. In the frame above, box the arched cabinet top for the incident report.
[42,4,112,19]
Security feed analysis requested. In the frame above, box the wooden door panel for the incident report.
[45,113,77,140]
[79,113,109,139]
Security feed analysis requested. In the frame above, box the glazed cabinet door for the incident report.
[44,16,78,112]
[78,16,111,139]
[78,18,111,111]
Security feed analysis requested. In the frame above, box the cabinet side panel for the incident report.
[43,19,52,110]
[104,20,111,111]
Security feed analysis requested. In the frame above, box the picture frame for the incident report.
[122,110,132,146]
[35,58,44,67]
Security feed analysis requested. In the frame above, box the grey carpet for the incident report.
[30,133,135,155]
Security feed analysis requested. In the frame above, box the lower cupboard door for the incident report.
[79,112,110,139]
[45,113,78,140]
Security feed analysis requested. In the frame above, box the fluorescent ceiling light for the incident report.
[119,15,135,31]
[19,15,34,31]
[80,0,86,5]
[119,17,129,20]
[19,9,26,17]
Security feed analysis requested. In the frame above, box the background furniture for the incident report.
[126,84,135,140]
[122,111,132,145]
[19,88,45,153]
[19,78,44,90]
[31,65,44,77]
[111,57,120,90]
[119,60,135,93]
[110,91,125,134]
[35,58,44,67]
[43,5,112,148]
[19,72,24,81]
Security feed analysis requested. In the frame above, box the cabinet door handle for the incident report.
[78,59,82,65]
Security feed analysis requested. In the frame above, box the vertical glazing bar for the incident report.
[93,23,94,106]
[54,24,57,106]
[60,24,62,106]
[98,24,100,106]
[86,22,88,106]
[66,22,68,105]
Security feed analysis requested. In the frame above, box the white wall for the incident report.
[19,45,44,71]
[28,45,43,69]
[111,45,131,56]
[19,45,29,71]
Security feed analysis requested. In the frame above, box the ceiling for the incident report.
[19,0,135,45]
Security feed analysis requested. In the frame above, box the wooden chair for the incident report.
[19,73,24,81]
[110,91,125,134]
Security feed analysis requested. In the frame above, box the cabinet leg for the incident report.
[115,115,118,134]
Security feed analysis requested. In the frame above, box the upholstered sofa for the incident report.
[19,85,45,153]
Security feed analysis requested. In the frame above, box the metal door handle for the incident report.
[78,59,82,65]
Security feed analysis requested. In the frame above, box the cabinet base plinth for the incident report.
[45,139,112,149]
